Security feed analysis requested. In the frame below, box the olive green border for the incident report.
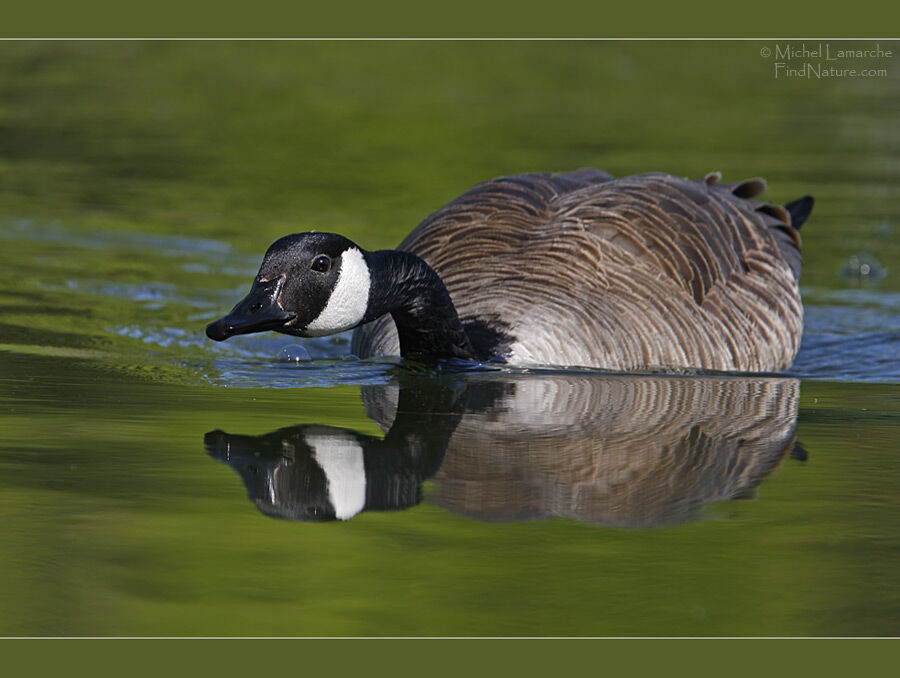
[0,1,898,37]
[2,0,898,662]
[2,638,898,671]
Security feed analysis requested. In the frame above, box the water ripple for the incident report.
[793,291,900,383]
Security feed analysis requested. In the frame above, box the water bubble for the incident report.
[277,344,311,363]
[841,254,885,282]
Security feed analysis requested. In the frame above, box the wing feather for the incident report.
[353,169,804,371]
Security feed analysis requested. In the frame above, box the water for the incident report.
[1,41,898,636]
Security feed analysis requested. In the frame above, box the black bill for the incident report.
[206,276,296,341]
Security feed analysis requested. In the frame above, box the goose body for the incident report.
[206,169,812,373]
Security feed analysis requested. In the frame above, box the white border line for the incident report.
[3,635,897,639]
[0,29,896,645]
[0,37,897,41]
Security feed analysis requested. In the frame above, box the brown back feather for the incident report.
[354,169,805,371]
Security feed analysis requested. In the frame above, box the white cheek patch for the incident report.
[306,432,367,521]
[305,247,371,336]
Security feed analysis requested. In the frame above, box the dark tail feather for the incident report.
[785,195,814,229]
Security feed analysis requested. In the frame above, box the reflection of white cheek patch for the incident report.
[307,433,366,520]
[305,248,371,336]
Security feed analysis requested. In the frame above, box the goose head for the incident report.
[206,232,372,341]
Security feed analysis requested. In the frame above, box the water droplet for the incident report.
[841,254,885,281]
[277,344,311,363]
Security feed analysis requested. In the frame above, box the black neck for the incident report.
[363,250,476,361]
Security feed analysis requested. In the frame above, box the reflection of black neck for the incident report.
[364,250,476,361]
[377,377,475,479]
[204,377,469,521]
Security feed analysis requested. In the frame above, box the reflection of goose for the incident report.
[205,426,445,521]
[204,382,462,521]
[420,377,800,527]
[207,374,800,527]
[206,170,812,371]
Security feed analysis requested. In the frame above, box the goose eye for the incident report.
[311,255,331,273]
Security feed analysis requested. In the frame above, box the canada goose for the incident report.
[206,169,813,372]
